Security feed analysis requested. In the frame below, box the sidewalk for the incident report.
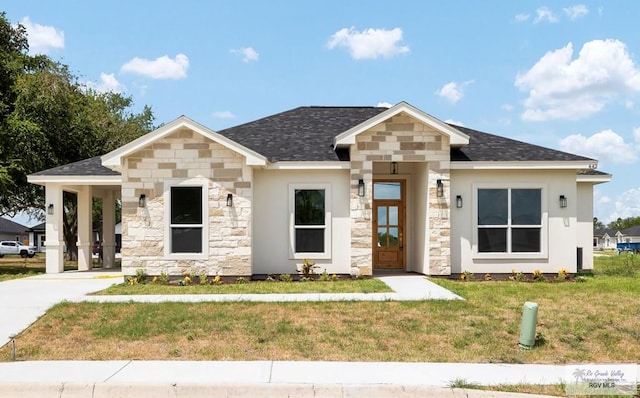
[0,360,563,397]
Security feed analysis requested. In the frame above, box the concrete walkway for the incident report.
[0,271,569,397]
[73,274,463,303]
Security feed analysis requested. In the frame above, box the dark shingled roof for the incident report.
[30,157,120,176]
[594,228,619,236]
[0,217,28,234]
[217,106,388,162]
[621,225,640,237]
[449,125,595,162]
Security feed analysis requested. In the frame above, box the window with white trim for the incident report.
[165,179,208,259]
[477,188,542,253]
[289,184,331,259]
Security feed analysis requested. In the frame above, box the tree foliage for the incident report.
[0,12,154,258]
[607,216,640,231]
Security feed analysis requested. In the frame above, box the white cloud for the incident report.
[501,104,514,112]
[563,4,589,20]
[514,13,530,23]
[599,196,612,205]
[603,188,640,223]
[515,40,640,121]
[435,81,473,104]
[559,129,638,164]
[19,17,64,55]
[120,54,189,79]
[376,102,393,108]
[534,7,559,23]
[230,47,259,63]
[211,110,235,119]
[84,73,125,93]
[634,127,640,143]
[444,119,465,127]
[327,27,409,60]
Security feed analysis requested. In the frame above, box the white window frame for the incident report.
[288,183,332,260]
[164,178,209,260]
[472,183,548,259]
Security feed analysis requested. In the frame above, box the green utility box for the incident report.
[518,301,538,349]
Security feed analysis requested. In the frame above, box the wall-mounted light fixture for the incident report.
[456,195,463,208]
[436,179,444,198]
[226,193,233,207]
[47,204,54,215]
[390,162,398,175]
[358,179,365,197]
[559,195,567,208]
[138,194,146,208]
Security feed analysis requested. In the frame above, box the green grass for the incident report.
[2,255,639,364]
[95,278,392,295]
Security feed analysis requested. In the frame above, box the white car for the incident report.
[0,241,37,258]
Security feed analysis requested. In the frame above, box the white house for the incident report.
[27,102,611,276]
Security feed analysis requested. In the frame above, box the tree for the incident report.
[0,13,154,258]
[607,216,640,231]
[593,217,604,229]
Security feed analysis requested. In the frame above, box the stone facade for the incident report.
[120,127,252,276]
[350,112,451,275]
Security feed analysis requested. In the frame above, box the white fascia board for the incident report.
[27,175,122,185]
[450,161,599,170]
[102,116,267,167]
[266,161,350,170]
[577,174,612,184]
[333,101,470,147]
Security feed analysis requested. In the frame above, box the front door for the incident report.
[373,181,405,269]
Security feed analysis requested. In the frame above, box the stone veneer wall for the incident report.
[350,112,451,276]
[120,128,252,276]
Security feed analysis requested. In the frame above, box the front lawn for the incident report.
[95,278,392,295]
[1,255,638,364]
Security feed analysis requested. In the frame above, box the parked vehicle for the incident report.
[617,242,640,254]
[0,241,37,258]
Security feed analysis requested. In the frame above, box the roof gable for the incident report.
[0,217,28,234]
[102,116,267,167]
[334,101,470,148]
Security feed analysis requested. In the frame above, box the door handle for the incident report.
[399,232,403,249]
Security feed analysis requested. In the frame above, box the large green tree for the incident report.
[0,12,154,258]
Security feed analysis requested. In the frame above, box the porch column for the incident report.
[102,190,116,269]
[77,186,93,271]
[45,184,64,273]
[350,160,373,276]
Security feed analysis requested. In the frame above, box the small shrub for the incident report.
[484,273,492,281]
[159,271,170,285]
[279,273,292,282]
[235,277,248,284]
[460,270,474,281]
[179,275,192,286]
[299,258,319,279]
[509,269,525,282]
[532,269,545,282]
[318,270,330,282]
[197,272,208,285]
[557,268,569,281]
[134,268,147,284]
[330,274,340,281]
[576,275,587,283]
[212,275,222,285]
[151,276,159,284]
[265,274,276,282]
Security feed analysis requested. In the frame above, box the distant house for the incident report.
[26,222,46,252]
[28,102,611,276]
[619,225,640,244]
[0,217,29,243]
[593,228,621,250]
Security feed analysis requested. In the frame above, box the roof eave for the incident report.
[333,101,470,148]
[27,175,122,185]
[450,161,599,170]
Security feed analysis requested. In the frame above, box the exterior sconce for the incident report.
[456,195,463,208]
[138,194,146,208]
[559,195,567,208]
[226,193,233,207]
[436,179,444,198]
[390,162,398,175]
[358,179,365,197]
[47,204,54,215]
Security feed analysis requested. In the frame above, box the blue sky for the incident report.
[4,1,640,226]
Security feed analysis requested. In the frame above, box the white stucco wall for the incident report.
[577,182,594,270]
[450,169,581,274]
[252,169,351,275]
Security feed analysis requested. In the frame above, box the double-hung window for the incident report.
[289,184,331,259]
[477,187,543,255]
[165,179,208,259]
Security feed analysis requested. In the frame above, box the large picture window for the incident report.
[477,188,542,253]
[165,179,208,259]
[289,184,331,259]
